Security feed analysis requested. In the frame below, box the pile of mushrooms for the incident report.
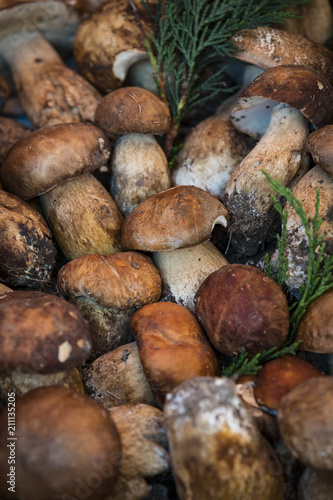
[0,1,333,499]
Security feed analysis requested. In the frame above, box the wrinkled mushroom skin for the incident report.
[307,125,333,178]
[0,190,56,288]
[0,117,31,166]
[0,386,122,500]
[194,264,289,357]
[130,302,219,406]
[164,377,284,500]
[0,291,92,373]
[82,342,156,409]
[231,27,333,85]
[296,289,333,352]
[278,376,333,469]
[41,174,124,260]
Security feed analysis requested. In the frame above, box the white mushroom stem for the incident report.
[153,240,228,313]
[224,103,310,256]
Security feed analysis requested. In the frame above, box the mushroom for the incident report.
[164,377,284,500]
[106,404,170,500]
[73,0,152,93]
[0,290,91,401]
[0,386,122,500]
[0,190,56,288]
[130,302,219,406]
[230,27,333,85]
[277,376,333,469]
[0,122,125,260]
[194,263,290,357]
[121,185,229,312]
[224,65,333,256]
[0,0,103,128]
[82,342,156,409]
[0,116,31,166]
[57,252,162,358]
[307,124,333,178]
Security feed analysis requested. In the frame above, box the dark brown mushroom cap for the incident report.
[307,126,333,177]
[0,122,111,200]
[0,291,92,373]
[121,185,229,252]
[254,355,323,411]
[296,289,333,352]
[57,252,162,310]
[94,87,171,136]
[194,264,290,357]
[230,27,333,85]
[0,116,31,166]
[277,376,333,469]
[233,65,333,129]
[0,386,122,500]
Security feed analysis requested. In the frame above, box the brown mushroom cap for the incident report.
[94,87,171,136]
[121,185,229,252]
[0,116,31,166]
[231,65,333,132]
[296,289,333,353]
[130,301,219,405]
[194,264,290,357]
[230,27,333,85]
[277,376,333,469]
[0,122,111,200]
[254,355,323,411]
[0,386,122,500]
[0,291,91,373]
[307,125,333,178]
[58,252,162,310]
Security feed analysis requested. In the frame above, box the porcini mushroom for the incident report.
[0,122,124,260]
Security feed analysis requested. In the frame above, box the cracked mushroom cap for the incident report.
[230,65,333,139]
[0,386,122,500]
[0,123,111,200]
[0,291,92,373]
[121,185,228,252]
[307,125,333,178]
[94,86,171,136]
[230,27,333,85]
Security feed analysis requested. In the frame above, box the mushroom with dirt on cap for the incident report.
[0,122,124,261]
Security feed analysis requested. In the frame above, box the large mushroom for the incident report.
[0,122,124,260]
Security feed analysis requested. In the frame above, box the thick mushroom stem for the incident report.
[2,33,101,127]
[224,103,310,256]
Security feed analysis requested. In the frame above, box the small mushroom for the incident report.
[164,377,284,500]
[0,290,91,401]
[130,302,219,406]
[57,252,162,358]
[307,125,333,178]
[0,123,124,260]
[0,386,122,500]
[194,264,290,357]
[277,376,333,469]
[82,342,156,409]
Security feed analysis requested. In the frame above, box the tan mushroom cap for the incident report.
[307,125,333,178]
[121,185,229,252]
[232,65,333,129]
[57,252,162,310]
[230,27,333,85]
[94,87,171,136]
[296,289,333,353]
[0,123,111,200]
[0,291,92,373]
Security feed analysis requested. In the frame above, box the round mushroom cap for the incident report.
[57,252,162,310]
[278,376,333,469]
[0,123,111,200]
[94,87,171,136]
[307,125,333,178]
[0,385,122,500]
[121,185,229,252]
[231,65,333,135]
[230,27,333,85]
[0,291,92,373]
[296,289,333,353]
